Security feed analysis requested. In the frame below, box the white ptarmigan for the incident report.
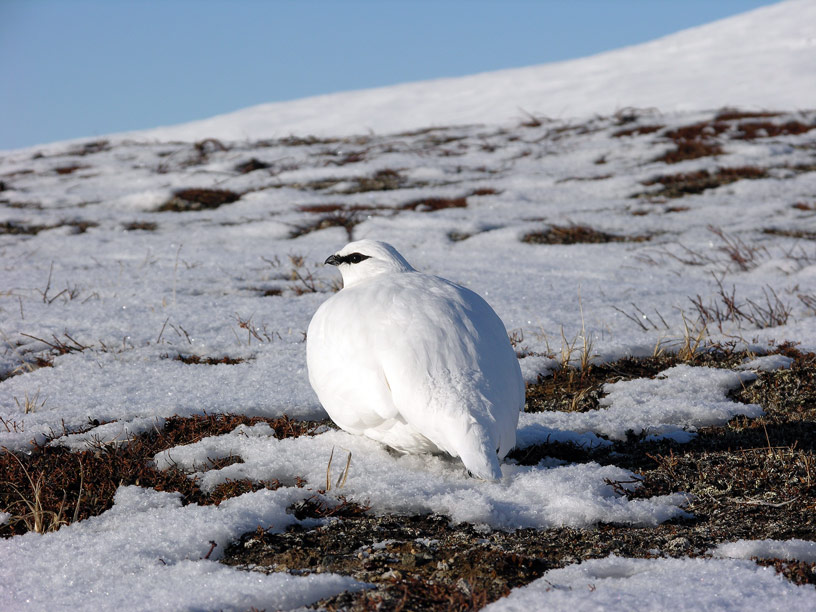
[306,240,525,480]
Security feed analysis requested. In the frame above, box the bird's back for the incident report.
[307,270,524,479]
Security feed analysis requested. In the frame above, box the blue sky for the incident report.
[1,0,781,150]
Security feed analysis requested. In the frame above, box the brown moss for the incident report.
[522,224,649,245]
[298,203,383,214]
[715,110,781,121]
[640,166,768,198]
[0,219,98,235]
[655,121,729,164]
[172,354,246,365]
[0,221,51,235]
[290,211,360,240]
[122,221,158,232]
[158,188,241,212]
[234,158,271,174]
[763,228,816,241]
[55,165,87,175]
[470,187,499,196]
[612,125,664,138]
[735,120,814,140]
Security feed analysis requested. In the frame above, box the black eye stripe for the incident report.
[338,252,371,265]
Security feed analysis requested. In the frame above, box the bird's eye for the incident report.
[347,253,366,264]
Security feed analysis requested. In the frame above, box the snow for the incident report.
[484,555,816,612]
[0,486,364,611]
[153,424,689,529]
[2,0,816,609]
[738,353,795,371]
[712,539,816,563]
[520,365,762,443]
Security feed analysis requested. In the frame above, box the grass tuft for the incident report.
[640,166,768,199]
[122,221,158,232]
[522,224,649,245]
[0,414,326,538]
[234,158,271,174]
[158,188,241,212]
[401,196,467,212]
[612,125,664,138]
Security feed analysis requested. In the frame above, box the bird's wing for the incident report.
[308,271,524,479]
[374,275,524,469]
[307,289,401,433]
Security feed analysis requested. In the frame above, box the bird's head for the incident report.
[324,240,415,288]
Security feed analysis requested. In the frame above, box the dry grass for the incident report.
[0,414,326,538]
[0,221,51,235]
[401,196,467,212]
[715,110,782,121]
[522,224,650,245]
[0,219,99,236]
[612,124,664,138]
[54,164,87,175]
[158,188,241,212]
[2,451,82,534]
[764,228,816,241]
[122,221,158,232]
[234,158,271,174]
[13,389,46,414]
[640,166,768,199]
[290,211,360,241]
[170,354,247,365]
[286,169,417,194]
[649,113,813,164]
[734,120,814,140]
[655,121,727,164]
[690,280,792,332]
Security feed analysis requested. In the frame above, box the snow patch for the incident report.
[712,538,816,563]
[485,555,816,612]
[521,365,761,442]
[0,486,363,611]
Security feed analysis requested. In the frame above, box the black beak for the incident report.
[324,254,342,266]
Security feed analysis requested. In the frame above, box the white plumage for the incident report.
[306,240,525,480]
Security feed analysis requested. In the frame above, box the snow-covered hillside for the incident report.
[125,0,816,143]
[1,1,815,610]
